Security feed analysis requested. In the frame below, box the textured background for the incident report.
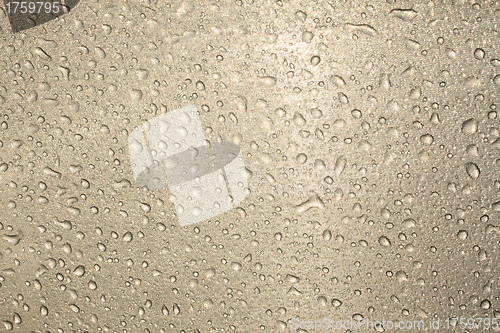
[0,0,499,332]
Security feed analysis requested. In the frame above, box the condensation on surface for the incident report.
[0,0,499,332]
[129,105,248,226]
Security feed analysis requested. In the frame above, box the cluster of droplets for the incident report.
[0,0,499,332]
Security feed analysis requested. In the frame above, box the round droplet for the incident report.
[196,81,205,90]
[351,109,362,118]
[474,48,485,60]
[311,55,321,66]
[395,270,408,282]
[73,265,86,277]
[420,134,434,145]
[378,236,391,247]
[310,108,323,118]
[296,153,308,164]
[230,262,242,271]
[202,299,214,308]
[403,218,416,228]
[3,321,13,331]
[480,299,491,309]
[331,299,342,307]
[317,296,328,306]
[295,10,307,22]
[302,31,314,43]
[122,231,133,243]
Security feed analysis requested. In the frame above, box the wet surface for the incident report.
[0,0,499,331]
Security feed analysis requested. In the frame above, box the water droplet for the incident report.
[389,8,417,21]
[420,134,434,145]
[346,23,378,36]
[322,229,332,241]
[480,299,491,309]
[260,76,277,87]
[310,55,321,66]
[461,118,478,134]
[296,153,307,164]
[334,156,347,176]
[474,48,486,60]
[295,10,307,22]
[395,270,408,282]
[302,31,314,43]
[122,231,133,243]
[457,230,468,240]
[196,81,206,90]
[317,296,328,306]
[465,162,481,179]
[378,236,391,247]
[73,265,86,277]
[296,193,325,213]
[331,299,343,307]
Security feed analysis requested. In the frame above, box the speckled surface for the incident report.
[0,1,499,332]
